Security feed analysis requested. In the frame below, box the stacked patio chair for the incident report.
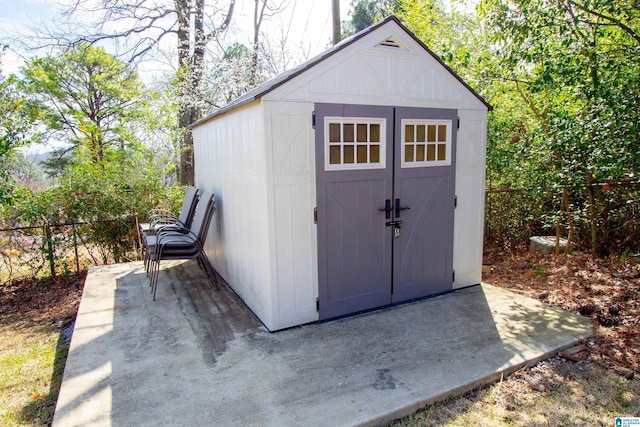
[139,185,199,236]
[144,191,216,300]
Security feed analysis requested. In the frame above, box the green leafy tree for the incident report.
[21,43,147,169]
[4,151,46,188]
[398,0,485,82]
[44,0,236,185]
[40,147,74,179]
[3,44,183,264]
[393,0,639,254]
[6,155,173,264]
[0,49,42,205]
[0,76,38,159]
[478,0,640,255]
[342,0,399,37]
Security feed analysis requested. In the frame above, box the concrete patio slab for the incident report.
[53,260,592,427]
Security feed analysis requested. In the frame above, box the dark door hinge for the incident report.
[312,111,316,129]
[454,195,457,209]
[316,297,320,312]
[314,207,317,224]
[453,270,456,282]
[457,116,460,129]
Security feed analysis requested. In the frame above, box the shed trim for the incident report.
[192,16,492,129]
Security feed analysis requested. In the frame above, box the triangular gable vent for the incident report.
[376,35,406,50]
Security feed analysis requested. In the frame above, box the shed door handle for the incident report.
[395,198,410,218]
[378,199,393,219]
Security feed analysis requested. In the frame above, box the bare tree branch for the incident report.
[203,1,236,45]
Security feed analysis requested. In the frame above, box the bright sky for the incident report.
[1,0,355,155]
[0,0,354,78]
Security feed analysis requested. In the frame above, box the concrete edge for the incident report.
[363,337,590,426]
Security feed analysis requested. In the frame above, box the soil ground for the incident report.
[1,251,639,425]
[1,271,86,329]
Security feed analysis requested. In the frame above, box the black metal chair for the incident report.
[145,191,216,300]
[139,185,199,236]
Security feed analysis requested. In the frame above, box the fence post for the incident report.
[134,213,142,261]
[73,224,80,273]
[44,221,56,278]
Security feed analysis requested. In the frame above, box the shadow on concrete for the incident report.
[52,261,592,426]
[52,260,262,425]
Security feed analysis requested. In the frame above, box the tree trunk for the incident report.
[178,117,195,185]
[599,197,611,257]
[555,179,575,255]
[251,0,268,84]
[586,29,600,257]
[175,0,193,185]
[564,185,574,254]
[174,0,235,185]
[332,0,341,45]
[587,171,598,257]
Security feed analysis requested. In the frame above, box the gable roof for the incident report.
[192,15,492,128]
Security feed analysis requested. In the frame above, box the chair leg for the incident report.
[150,257,158,300]
[152,257,162,301]
[147,251,154,285]
[151,246,166,301]
[145,249,153,284]
[144,243,153,278]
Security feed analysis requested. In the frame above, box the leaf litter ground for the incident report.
[485,250,640,375]
[398,249,640,425]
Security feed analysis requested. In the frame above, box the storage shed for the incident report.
[192,16,491,331]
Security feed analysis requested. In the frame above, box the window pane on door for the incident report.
[405,144,414,162]
[330,146,341,164]
[357,145,367,163]
[405,125,414,142]
[357,124,368,142]
[427,144,436,161]
[325,117,386,170]
[344,145,355,164]
[370,145,380,162]
[330,123,341,142]
[370,124,380,142]
[344,123,354,142]
[427,125,436,142]
[401,119,451,168]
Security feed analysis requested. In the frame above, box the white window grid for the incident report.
[401,119,452,168]
[324,117,387,171]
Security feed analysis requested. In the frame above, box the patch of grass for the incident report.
[0,323,68,427]
[533,264,546,277]
[393,359,640,426]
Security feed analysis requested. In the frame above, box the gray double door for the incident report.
[315,103,457,320]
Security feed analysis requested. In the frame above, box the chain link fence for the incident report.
[485,182,640,255]
[1,216,142,284]
[3,182,637,283]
